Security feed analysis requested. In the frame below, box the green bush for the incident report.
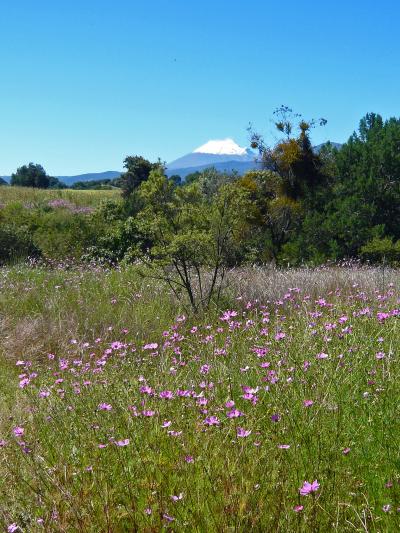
[360,237,400,265]
[32,210,101,260]
[0,224,40,264]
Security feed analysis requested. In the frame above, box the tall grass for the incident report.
[0,265,399,531]
[0,186,120,208]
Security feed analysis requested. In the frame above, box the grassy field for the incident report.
[0,186,120,208]
[0,265,399,531]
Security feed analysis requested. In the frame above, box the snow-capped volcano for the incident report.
[166,138,258,178]
[193,138,248,156]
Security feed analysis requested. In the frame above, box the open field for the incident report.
[0,264,399,531]
[0,186,120,208]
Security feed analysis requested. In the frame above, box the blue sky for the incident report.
[1,0,399,175]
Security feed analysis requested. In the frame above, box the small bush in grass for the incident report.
[0,224,39,265]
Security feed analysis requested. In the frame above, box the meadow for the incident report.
[0,264,399,531]
[0,186,120,209]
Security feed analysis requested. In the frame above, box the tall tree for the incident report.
[250,106,327,199]
[119,155,158,198]
[246,107,328,261]
[326,113,400,255]
[11,163,50,188]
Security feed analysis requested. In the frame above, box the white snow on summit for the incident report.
[193,138,247,156]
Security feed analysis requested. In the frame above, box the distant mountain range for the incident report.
[58,171,122,186]
[313,142,342,154]
[0,140,342,185]
[0,171,122,186]
[165,139,262,178]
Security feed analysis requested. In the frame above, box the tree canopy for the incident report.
[119,156,159,197]
[10,163,65,189]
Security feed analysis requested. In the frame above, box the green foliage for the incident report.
[184,170,202,184]
[361,237,400,265]
[119,155,159,197]
[3,110,400,269]
[250,107,327,200]
[130,168,253,309]
[71,178,121,190]
[248,109,400,264]
[168,174,182,186]
[0,191,118,265]
[47,175,67,189]
[32,210,100,260]
[297,113,400,261]
[10,163,65,189]
[0,224,39,264]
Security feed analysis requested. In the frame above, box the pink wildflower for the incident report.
[204,416,220,426]
[299,480,320,496]
[200,364,210,374]
[140,385,153,395]
[13,427,24,438]
[159,390,174,399]
[116,439,130,447]
[237,427,251,438]
[227,409,244,418]
[98,403,112,411]
[220,310,238,321]
[143,343,158,350]
[19,378,30,388]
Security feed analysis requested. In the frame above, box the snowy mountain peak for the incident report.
[193,138,247,156]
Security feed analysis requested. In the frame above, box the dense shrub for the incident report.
[0,199,107,264]
[361,237,400,265]
[0,224,39,264]
[32,210,100,259]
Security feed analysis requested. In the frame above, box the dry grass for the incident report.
[1,315,79,363]
[225,264,398,302]
[0,263,396,365]
[0,265,176,363]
